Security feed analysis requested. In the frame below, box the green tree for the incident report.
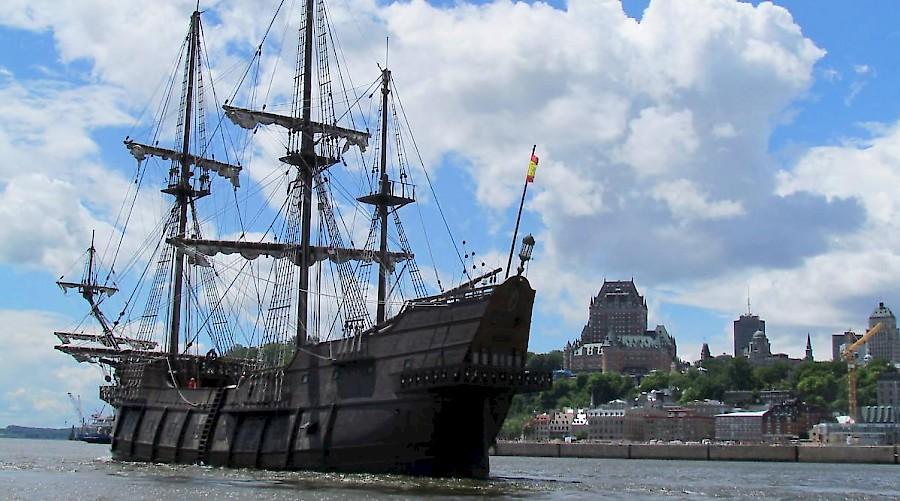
[857,360,893,407]
[590,372,635,404]
[498,413,530,440]
[638,370,671,393]
[754,363,791,390]
[526,351,564,372]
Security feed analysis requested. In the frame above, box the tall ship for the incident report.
[52,1,548,478]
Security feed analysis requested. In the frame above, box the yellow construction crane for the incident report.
[841,322,883,422]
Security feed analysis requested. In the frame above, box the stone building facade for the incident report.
[715,410,766,442]
[563,280,676,376]
[523,413,550,441]
[716,400,829,443]
[587,401,627,441]
[624,406,716,442]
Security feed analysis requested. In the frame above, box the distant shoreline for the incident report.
[492,442,899,465]
[0,425,71,441]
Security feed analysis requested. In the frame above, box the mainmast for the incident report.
[296,0,316,346]
[222,0,375,347]
[168,10,201,357]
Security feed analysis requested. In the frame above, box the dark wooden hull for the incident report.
[105,276,548,478]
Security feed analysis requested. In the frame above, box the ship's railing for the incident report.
[99,355,255,405]
[387,179,415,201]
[397,364,551,393]
[409,284,495,307]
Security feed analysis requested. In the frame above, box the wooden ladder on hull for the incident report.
[196,386,226,464]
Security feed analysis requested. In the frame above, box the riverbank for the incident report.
[493,442,899,464]
[0,425,69,440]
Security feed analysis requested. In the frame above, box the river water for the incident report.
[1,438,897,499]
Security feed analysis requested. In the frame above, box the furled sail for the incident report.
[124,140,242,188]
[168,237,412,272]
[54,331,158,350]
[223,105,370,154]
[57,281,118,297]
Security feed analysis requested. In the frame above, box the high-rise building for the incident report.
[581,280,647,343]
[832,330,861,362]
[869,302,900,363]
[734,314,765,357]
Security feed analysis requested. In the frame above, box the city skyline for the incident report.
[3,0,900,427]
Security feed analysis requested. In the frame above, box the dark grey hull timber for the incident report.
[104,276,549,478]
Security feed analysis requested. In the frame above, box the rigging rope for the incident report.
[391,75,468,288]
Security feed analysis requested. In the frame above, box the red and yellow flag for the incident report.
[525,154,539,183]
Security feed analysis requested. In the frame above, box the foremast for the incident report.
[377,68,393,324]
[359,67,415,324]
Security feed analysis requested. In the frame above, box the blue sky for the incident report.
[3,0,900,427]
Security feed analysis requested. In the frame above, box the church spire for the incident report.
[805,333,813,362]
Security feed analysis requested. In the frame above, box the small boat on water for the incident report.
[74,413,114,445]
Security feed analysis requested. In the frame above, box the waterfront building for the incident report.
[571,410,589,439]
[763,400,830,442]
[523,413,551,441]
[717,399,828,443]
[547,409,576,440]
[624,407,662,442]
[715,410,767,442]
[810,422,900,445]
[625,406,716,442]
[868,302,900,363]
[563,280,677,376]
[587,401,627,441]
[734,312,765,358]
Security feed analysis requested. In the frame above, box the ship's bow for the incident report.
[409,275,550,477]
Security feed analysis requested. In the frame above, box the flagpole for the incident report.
[505,144,537,279]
